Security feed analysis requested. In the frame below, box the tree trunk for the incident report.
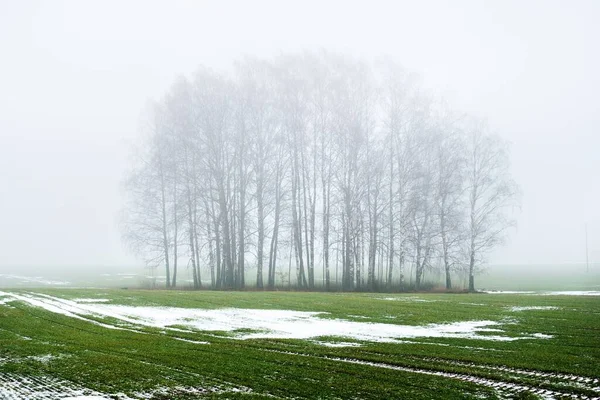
[219,185,234,289]
[469,249,476,292]
[187,218,198,289]
[159,164,171,288]
[387,146,394,289]
[301,148,313,289]
[256,172,264,289]
[440,208,452,290]
[212,200,221,289]
[205,202,215,288]
[193,203,201,289]
[368,196,378,291]
[172,187,178,288]
[268,171,281,289]
[322,183,330,290]
[415,239,422,290]
[238,188,246,290]
[292,144,307,289]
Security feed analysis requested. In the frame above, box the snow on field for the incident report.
[0,372,124,400]
[531,333,553,339]
[0,274,70,286]
[173,337,210,345]
[321,354,600,400]
[481,290,537,294]
[0,367,245,400]
[72,298,110,303]
[378,297,435,302]
[508,306,560,312]
[62,397,113,400]
[483,290,600,296]
[542,291,600,296]
[27,354,62,363]
[0,292,552,343]
[132,384,253,399]
[313,341,363,347]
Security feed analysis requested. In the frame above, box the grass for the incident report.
[475,264,600,291]
[1,289,599,399]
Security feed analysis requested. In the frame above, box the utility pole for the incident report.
[586,223,589,273]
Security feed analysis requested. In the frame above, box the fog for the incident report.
[0,0,598,275]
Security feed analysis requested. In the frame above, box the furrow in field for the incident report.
[418,357,599,390]
[263,349,598,400]
[0,372,118,399]
[328,357,600,400]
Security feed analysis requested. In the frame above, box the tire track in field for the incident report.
[418,356,600,393]
[264,349,600,399]
[0,372,122,399]
[328,357,600,400]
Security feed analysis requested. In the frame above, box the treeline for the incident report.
[121,52,519,292]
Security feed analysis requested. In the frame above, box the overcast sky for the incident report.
[0,0,598,271]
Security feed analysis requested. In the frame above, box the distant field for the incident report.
[476,264,600,291]
[1,289,599,399]
[2,263,599,292]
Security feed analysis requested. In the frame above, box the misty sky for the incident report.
[0,0,598,271]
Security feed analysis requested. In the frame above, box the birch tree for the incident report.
[122,52,519,292]
[122,102,180,287]
[466,122,519,292]
[432,110,467,289]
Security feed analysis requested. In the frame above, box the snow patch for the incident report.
[2,292,553,344]
[312,341,362,347]
[0,292,142,333]
[173,337,210,345]
[0,274,70,286]
[481,290,536,294]
[28,354,59,363]
[482,290,600,296]
[378,297,435,302]
[531,333,553,339]
[509,306,560,312]
[542,291,600,296]
[265,350,599,400]
[134,384,253,399]
[72,298,110,303]
[0,372,128,399]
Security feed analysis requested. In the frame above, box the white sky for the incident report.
[0,0,598,270]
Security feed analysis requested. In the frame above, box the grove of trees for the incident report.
[121,51,519,292]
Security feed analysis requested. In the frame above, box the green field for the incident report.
[1,289,599,399]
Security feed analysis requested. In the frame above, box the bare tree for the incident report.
[365,141,385,290]
[466,122,520,292]
[122,52,519,293]
[191,68,236,288]
[432,108,467,289]
[122,101,180,287]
